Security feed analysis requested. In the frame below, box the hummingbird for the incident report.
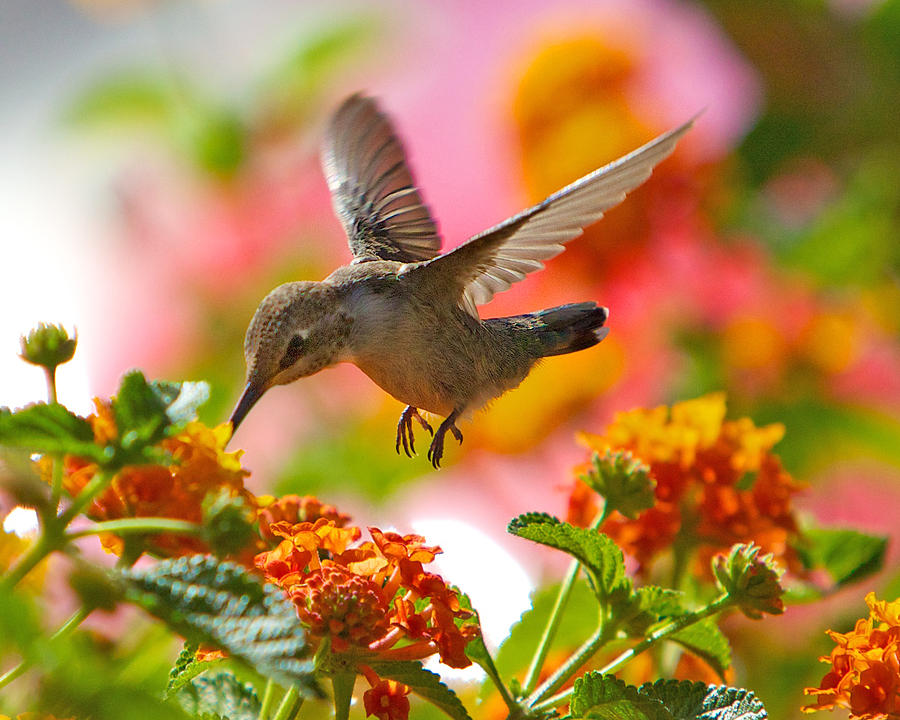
[230,94,693,468]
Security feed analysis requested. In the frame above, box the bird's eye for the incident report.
[279,334,306,369]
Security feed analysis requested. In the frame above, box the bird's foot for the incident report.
[427,411,463,469]
[395,406,434,457]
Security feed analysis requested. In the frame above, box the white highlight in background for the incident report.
[411,517,534,684]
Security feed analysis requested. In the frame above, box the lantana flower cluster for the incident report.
[253,495,480,718]
[570,393,803,577]
[255,495,478,662]
[804,592,900,719]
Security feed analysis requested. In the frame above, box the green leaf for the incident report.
[173,669,260,720]
[507,514,627,599]
[121,555,317,695]
[113,371,171,448]
[620,586,684,636]
[794,526,887,586]
[570,673,671,719]
[637,679,767,719]
[0,403,107,462]
[166,642,223,696]
[668,619,732,679]
[367,660,471,720]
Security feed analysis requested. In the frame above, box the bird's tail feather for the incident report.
[498,302,609,357]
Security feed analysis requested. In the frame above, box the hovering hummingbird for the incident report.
[230,94,693,468]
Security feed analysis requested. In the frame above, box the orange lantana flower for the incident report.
[62,400,252,556]
[257,494,352,542]
[575,393,802,577]
[361,666,411,720]
[804,592,900,719]
[255,515,480,670]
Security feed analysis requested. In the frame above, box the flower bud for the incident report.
[713,543,785,619]
[581,450,655,519]
[19,323,77,371]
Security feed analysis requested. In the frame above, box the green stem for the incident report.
[522,509,608,696]
[51,455,63,507]
[471,638,521,717]
[0,605,92,689]
[258,679,277,720]
[58,470,113,527]
[271,685,301,720]
[529,594,733,714]
[1,533,53,591]
[44,366,58,405]
[527,625,608,707]
[332,673,355,720]
[66,518,203,541]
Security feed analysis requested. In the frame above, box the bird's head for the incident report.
[230,281,349,434]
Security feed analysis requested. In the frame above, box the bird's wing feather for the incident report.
[416,117,695,317]
[321,94,442,263]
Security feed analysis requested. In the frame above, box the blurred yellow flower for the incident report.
[576,394,798,576]
[0,530,47,594]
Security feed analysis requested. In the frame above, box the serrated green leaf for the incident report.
[620,586,685,636]
[173,669,260,720]
[508,514,626,599]
[113,371,171,448]
[121,556,317,695]
[668,619,732,679]
[0,403,106,462]
[795,526,887,586]
[637,679,767,719]
[570,673,671,719]
[166,642,225,696]
[368,660,471,720]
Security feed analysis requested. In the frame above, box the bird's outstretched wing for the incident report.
[415,117,696,317]
[322,94,442,263]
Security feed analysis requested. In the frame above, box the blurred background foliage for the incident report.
[1,0,899,717]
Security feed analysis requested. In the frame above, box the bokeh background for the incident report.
[2,0,900,716]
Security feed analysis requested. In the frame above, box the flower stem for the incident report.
[527,624,608,707]
[529,594,733,714]
[0,533,53,591]
[259,679,277,720]
[0,605,92,689]
[469,637,521,717]
[58,470,112,527]
[44,366,58,405]
[522,508,608,696]
[331,672,355,720]
[66,518,203,541]
[271,685,302,720]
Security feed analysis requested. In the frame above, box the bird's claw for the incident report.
[395,406,433,457]
[426,411,463,469]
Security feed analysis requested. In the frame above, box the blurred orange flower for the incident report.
[575,393,802,576]
[804,592,900,719]
[62,400,252,556]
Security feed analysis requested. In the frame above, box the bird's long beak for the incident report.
[229,382,266,436]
